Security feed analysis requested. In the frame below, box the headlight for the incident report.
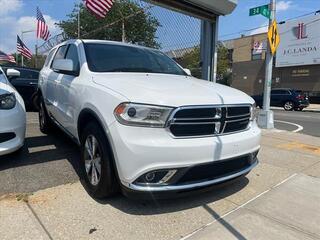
[114,103,174,128]
[0,93,16,110]
[250,103,258,121]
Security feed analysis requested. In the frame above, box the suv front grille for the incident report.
[168,105,251,137]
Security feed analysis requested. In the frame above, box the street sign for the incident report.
[249,4,271,19]
[261,7,271,19]
[268,20,280,55]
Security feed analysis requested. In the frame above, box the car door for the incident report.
[270,90,281,106]
[46,45,68,118]
[10,69,39,108]
[55,44,80,135]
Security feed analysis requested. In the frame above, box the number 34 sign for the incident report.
[268,20,280,55]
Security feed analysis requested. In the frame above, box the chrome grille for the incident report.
[167,105,251,138]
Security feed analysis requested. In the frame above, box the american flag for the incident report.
[85,0,114,18]
[0,51,16,63]
[17,36,32,60]
[36,7,51,41]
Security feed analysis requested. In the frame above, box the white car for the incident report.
[38,40,261,199]
[0,67,26,156]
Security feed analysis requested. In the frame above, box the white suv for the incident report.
[38,40,261,199]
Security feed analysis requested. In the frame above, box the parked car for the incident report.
[0,67,26,156]
[252,88,310,111]
[1,66,39,110]
[38,40,261,199]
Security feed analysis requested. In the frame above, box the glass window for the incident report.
[44,49,56,67]
[252,52,262,60]
[84,43,187,76]
[19,69,39,79]
[0,70,7,83]
[65,44,80,72]
[271,90,281,95]
[51,45,68,68]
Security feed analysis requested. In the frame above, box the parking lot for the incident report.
[1,112,320,239]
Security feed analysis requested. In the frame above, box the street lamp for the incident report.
[21,29,36,66]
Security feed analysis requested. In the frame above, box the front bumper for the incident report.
[0,105,26,156]
[122,152,258,199]
[109,120,261,189]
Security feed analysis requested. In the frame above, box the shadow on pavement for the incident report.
[94,176,248,216]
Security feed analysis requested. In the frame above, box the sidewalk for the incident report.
[306,104,320,112]
[271,103,320,112]
[1,130,320,240]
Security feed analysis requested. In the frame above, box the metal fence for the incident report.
[36,0,202,76]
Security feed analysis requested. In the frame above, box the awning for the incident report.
[148,0,237,20]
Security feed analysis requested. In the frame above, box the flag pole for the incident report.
[21,32,24,67]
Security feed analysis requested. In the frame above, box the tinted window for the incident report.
[51,45,68,67]
[84,43,187,76]
[272,90,289,95]
[271,90,281,95]
[65,44,80,72]
[19,69,39,79]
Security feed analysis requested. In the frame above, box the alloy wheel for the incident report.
[284,101,293,111]
[84,135,102,186]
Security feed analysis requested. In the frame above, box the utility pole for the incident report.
[21,32,24,67]
[258,0,276,129]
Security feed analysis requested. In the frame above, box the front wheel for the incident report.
[80,122,119,199]
[283,101,294,111]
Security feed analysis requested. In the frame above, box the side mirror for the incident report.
[6,69,20,80]
[52,59,78,76]
[183,68,192,76]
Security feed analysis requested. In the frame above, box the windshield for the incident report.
[84,43,187,76]
[0,70,7,83]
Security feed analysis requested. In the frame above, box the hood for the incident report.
[92,73,254,107]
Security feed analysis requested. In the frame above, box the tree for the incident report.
[179,44,232,85]
[58,1,160,48]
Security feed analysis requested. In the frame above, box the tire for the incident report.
[80,121,119,199]
[39,96,54,134]
[283,101,294,111]
[295,107,303,111]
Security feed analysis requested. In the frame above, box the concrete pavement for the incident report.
[1,130,320,240]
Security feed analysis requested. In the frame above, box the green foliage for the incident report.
[179,44,232,84]
[57,1,160,48]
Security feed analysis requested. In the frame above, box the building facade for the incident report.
[228,14,320,103]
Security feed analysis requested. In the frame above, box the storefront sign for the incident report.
[276,15,320,67]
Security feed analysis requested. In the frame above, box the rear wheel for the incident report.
[283,101,294,111]
[80,121,119,199]
[39,97,54,134]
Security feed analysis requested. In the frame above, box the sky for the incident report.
[0,0,319,54]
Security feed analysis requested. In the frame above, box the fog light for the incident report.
[135,169,178,185]
[145,172,155,182]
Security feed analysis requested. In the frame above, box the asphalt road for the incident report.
[273,109,320,137]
